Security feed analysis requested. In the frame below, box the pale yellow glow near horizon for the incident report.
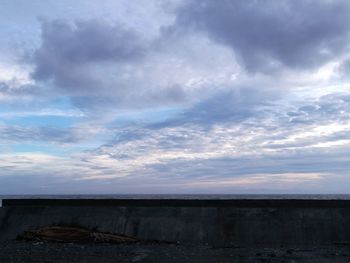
[188,173,324,187]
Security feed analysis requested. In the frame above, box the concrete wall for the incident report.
[1,199,350,247]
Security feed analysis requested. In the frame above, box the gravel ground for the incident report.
[1,241,350,263]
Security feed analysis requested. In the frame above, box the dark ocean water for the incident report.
[2,194,350,207]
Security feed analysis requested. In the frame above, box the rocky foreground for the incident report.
[1,241,350,263]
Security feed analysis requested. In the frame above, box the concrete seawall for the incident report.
[1,199,350,247]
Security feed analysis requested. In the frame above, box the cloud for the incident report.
[0,123,101,144]
[286,92,350,125]
[2,88,350,193]
[174,0,350,72]
[30,18,244,112]
[74,87,350,188]
[31,20,186,110]
[0,82,41,104]
[338,59,350,79]
[2,0,350,194]
[32,19,146,89]
[163,86,281,126]
[0,125,73,144]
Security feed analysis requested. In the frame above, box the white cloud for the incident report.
[1,1,350,193]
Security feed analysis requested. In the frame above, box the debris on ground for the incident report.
[18,226,139,244]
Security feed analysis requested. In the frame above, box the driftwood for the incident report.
[20,226,139,244]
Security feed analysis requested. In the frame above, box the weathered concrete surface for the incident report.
[2,241,350,263]
[1,199,350,247]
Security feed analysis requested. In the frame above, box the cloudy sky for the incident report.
[1,0,350,194]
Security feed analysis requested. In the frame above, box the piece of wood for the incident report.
[21,226,139,243]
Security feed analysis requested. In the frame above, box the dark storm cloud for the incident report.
[32,19,146,90]
[30,19,190,110]
[174,0,350,72]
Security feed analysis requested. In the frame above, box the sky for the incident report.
[1,0,350,194]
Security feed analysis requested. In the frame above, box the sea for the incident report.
[2,194,350,207]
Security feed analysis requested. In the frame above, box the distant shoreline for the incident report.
[2,194,350,207]
[4,198,350,208]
